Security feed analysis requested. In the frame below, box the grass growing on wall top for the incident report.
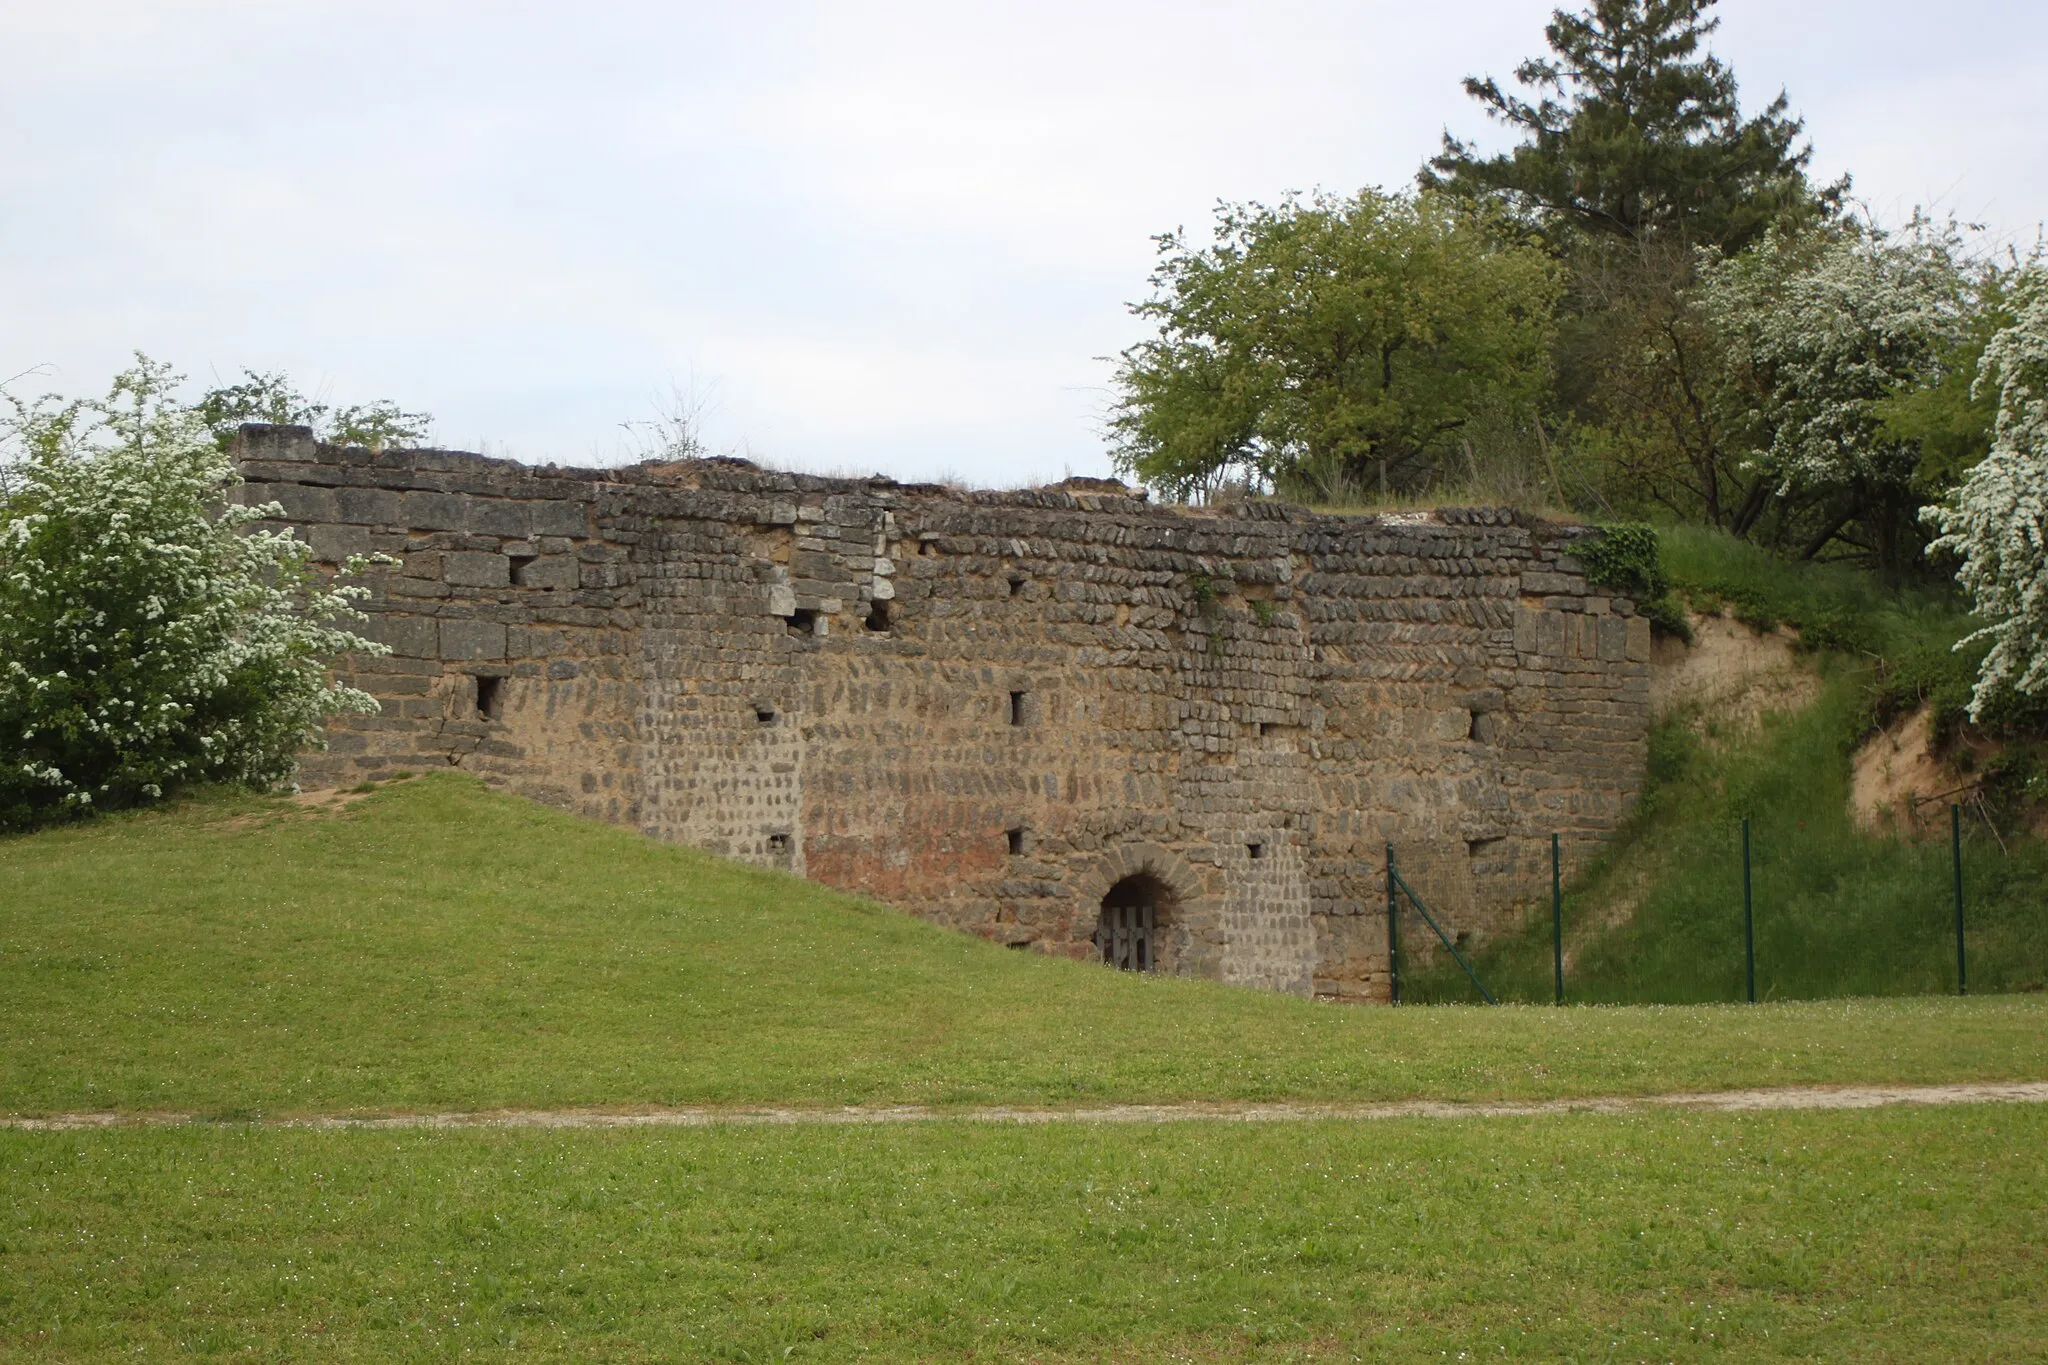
[3,770,2045,1115]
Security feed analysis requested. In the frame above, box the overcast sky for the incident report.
[3,1,2044,486]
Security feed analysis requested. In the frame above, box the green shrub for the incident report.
[0,359,384,830]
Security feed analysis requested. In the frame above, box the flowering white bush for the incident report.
[0,358,385,829]
[1694,220,1969,504]
[1924,270,2048,718]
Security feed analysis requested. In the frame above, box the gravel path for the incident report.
[9,1081,2048,1131]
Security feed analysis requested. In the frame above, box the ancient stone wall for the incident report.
[235,424,1652,1002]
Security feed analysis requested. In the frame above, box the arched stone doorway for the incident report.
[1097,872,1176,972]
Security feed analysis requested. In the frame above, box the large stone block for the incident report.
[530,500,590,537]
[438,618,507,660]
[401,491,468,530]
[308,522,372,564]
[352,612,439,658]
[254,483,337,522]
[446,551,511,588]
[336,487,402,525]
[517,555,580,591]
[468,500,533,538]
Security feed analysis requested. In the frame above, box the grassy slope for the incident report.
[2,771,2046,1116]
[1423,527,2048,1005]
[5,1106,2043,1360]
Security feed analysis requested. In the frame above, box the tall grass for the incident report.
[1414,528,2048,1005]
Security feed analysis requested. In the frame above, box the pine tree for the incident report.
[1422,0,1839,253]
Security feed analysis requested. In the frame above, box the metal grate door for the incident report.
[1098,902,1155,971]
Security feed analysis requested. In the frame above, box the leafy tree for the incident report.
[1423,0,1839,254]
[1107,190,1559,501]
[1924,270,2048,717]
[194,369,432,451]
[0,358,385,830]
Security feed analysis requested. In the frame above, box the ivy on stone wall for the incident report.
[1579,525,1691,641]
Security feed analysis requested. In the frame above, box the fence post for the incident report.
[1552,833,1564,1007]
[1952,803,1967,997]
[1385,843,1401,1006]
[1742,817,1756,1004]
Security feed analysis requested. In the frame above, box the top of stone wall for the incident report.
[232,422,1598,545]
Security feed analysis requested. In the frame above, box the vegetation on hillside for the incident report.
[1415,527,2048,1005]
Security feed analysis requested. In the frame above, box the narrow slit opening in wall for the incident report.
[1008,576,1026,598]
[787,608,819,637]
[1247,841,1265,860]
[1009,691,1027,726]
[864,599,891,633]
[507,554,537,587]
[918,539,936,557]
[754,705,777,725]
[1007,827,1026,856]
[475,675,503,722]
[766,833,791,855]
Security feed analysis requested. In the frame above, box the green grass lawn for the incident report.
[6,1105,2043,1360]
[4,771,2047,1118]
[7,768,2048,1359]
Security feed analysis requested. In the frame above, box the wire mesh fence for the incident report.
[1396,806,2048,1006]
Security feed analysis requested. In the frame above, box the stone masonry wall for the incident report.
[235,424,1652,1002]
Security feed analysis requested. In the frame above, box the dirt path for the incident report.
[9,1081,2048,1131]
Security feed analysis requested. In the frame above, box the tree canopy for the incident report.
[1107,190,1559,502]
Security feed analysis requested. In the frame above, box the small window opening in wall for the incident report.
[754,705,777,725]
[787,608,819,637]
[1247,841,1265,860]
[1006,939,1033,950]
[918,538,936,557]
[766,832,791,855]
[507,554,537,587]
[1008,576,1027,598]
[1258,722,1277,738]
[1007,827,1027,856]
[1009,690,1028,726]
[475,675,504,722]
[864,599,891,633]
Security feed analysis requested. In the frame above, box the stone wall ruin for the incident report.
[235,424,1652,1002]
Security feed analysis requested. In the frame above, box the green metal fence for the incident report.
[1392,806,2048,1006]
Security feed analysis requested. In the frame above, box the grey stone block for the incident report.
[336,487,402,525]
[517,556,579,591]
[447,551,511,588]
[358,613,439,657]
[259,483,338,522]
[439,618,507,660]
[529,500,590,537]
[401,491,468,530]
[468,500,533,537]
[308,523,372,564]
